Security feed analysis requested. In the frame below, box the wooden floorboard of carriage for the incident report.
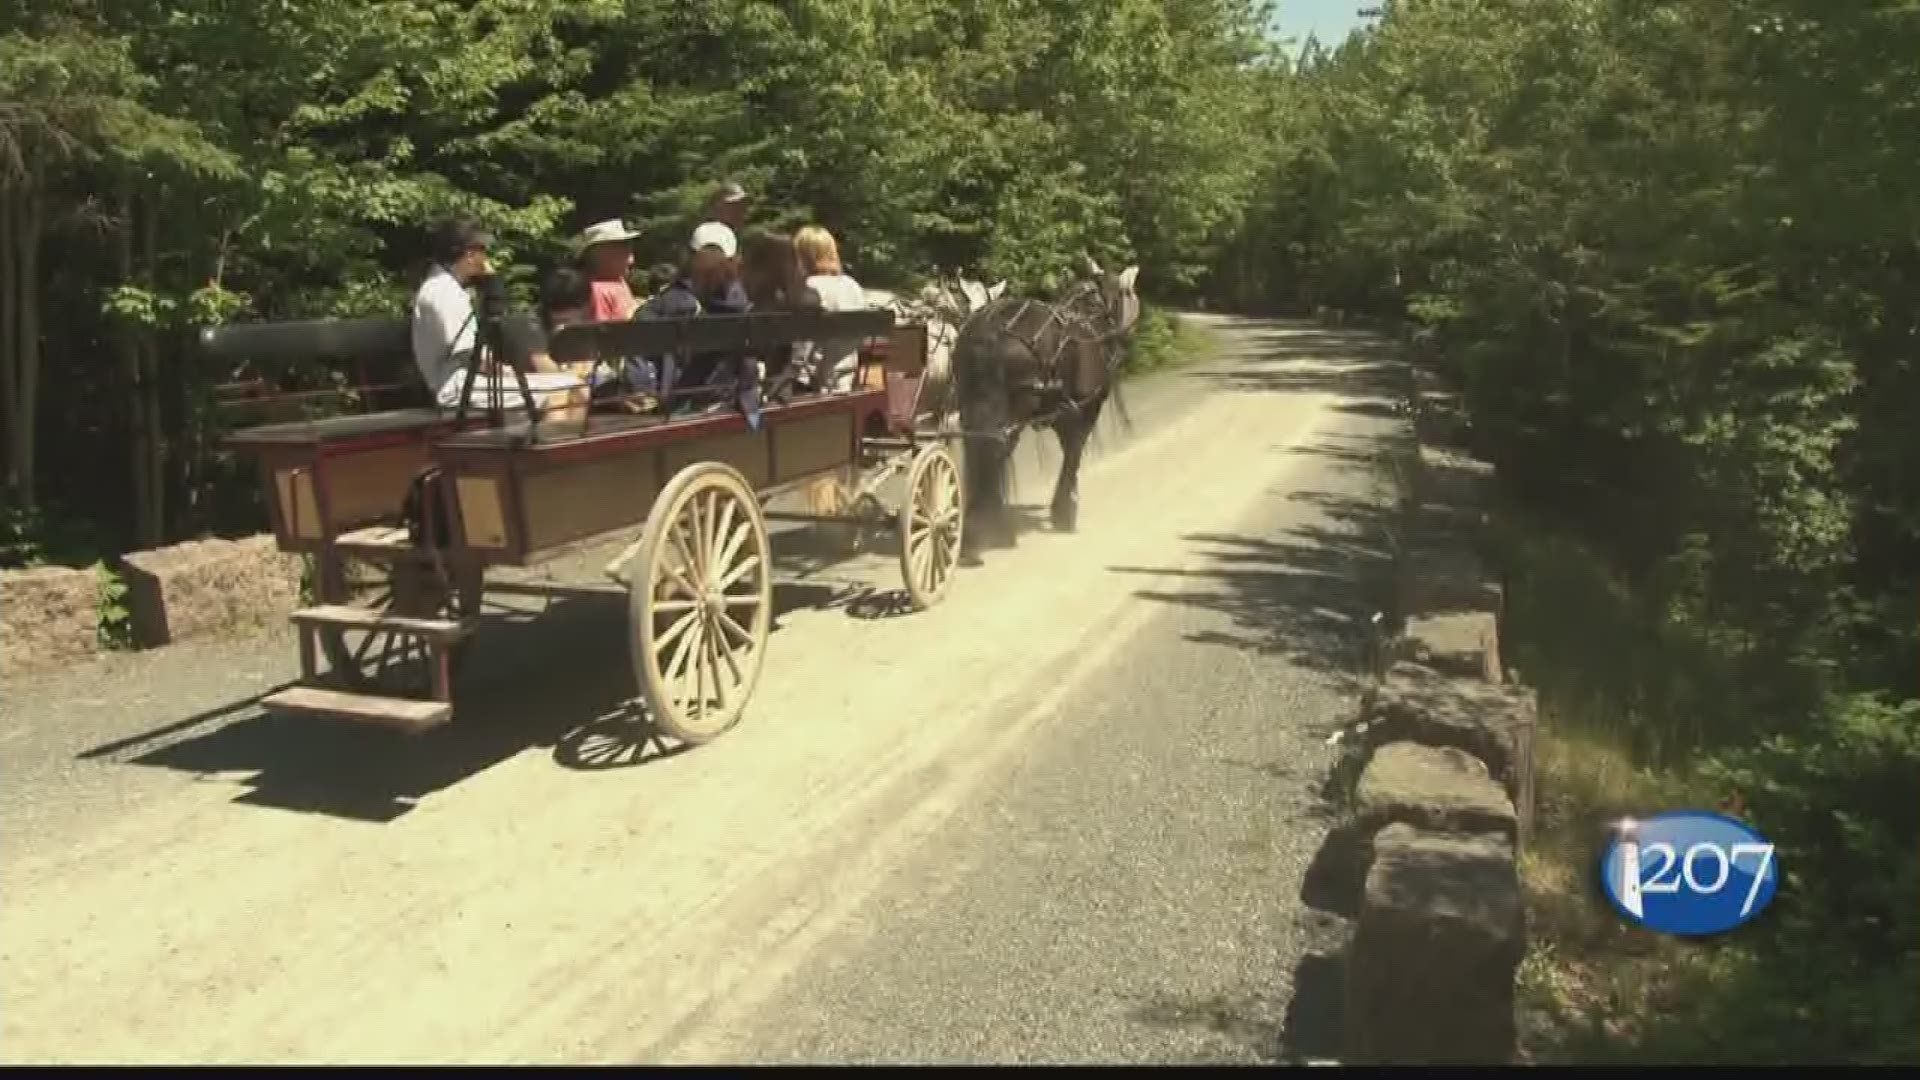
[0,315,1392,1066]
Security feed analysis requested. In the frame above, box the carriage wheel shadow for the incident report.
[550,706,696,772]
[77,549,868,821]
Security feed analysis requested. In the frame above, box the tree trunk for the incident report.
[140,192,164,546]
[118,190,151,546]
[12,181,39,512]
[0,185,17,506]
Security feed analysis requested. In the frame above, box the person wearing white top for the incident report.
[410,218,586,419]
[793,225,868,392]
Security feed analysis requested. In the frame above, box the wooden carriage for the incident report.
[212,307,962,743]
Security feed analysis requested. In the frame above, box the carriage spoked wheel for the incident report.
[627,462,774,745]
[317,550,481,697]
[899,442,963,610]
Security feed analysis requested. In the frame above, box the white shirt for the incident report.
[411,265,476,407]
[805,272,867,390]
[410,265,583,410]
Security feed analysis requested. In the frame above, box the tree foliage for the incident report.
[0,0,1280,552]
[1215,0,1919,1061]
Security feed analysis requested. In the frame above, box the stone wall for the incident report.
[0,565,102,678]
[120,535,305,648]
[1,534,304,674]
[1305,321,1540,1065]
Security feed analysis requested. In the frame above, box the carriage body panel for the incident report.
[225,409,469,555]
[429,389,887,565]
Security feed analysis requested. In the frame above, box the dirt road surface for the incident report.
[0,316,1407,1064]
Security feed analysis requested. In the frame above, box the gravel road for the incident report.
[0,315,1407,1065]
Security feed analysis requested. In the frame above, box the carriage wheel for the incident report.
[627,462,773,744]
[317,552,481,697]
[899,443,963,610]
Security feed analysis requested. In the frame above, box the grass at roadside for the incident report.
[1516,725,1720,1062]
[1124,305,1220,377]
[1503,513,1745,1063]
[1504,515,1920,1065]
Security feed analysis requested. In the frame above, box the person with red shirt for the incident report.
[575,219,642,322]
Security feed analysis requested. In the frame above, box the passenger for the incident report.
[540,266,594,330]
[410,216,586,420]
[643,262,679,299]
[705,181,750,234]
[793,225,868,392]
[526,267,648,414]
[640,221,752,320]
[576,219,642,322]
[638,221,755,416]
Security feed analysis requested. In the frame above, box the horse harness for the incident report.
[981,282,1127,438]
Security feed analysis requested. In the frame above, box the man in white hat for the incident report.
[576,218,642,322]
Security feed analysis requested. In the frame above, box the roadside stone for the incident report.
[1399,614,1501,684]
[0,565,100,676]
[121,534,304,648]
[1399,544,1503,618]
[1416,445,1495,511]
[1344,823,1524,1064]
[1409,500,1486,547]
[1354,741,1517,843]
[1365,662,1536,817]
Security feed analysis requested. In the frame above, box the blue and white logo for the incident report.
[1600,811,1779,936]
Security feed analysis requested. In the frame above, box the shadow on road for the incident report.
[1109,320,1408,688]
[1119,948,1347,1064]
[1184,323,1406,403]
[75,530,876,823]
[1281,951,1347,1062]
[1127,990,1284,1061]
[1108,518,1393,687]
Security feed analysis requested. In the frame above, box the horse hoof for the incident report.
[1051,506,1078,533]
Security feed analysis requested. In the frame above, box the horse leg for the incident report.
[1049,394,1104,532]
[961,433,1011,561]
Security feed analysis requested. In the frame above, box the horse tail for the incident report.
[1077,339,1137,460]
[951,313,1013,512]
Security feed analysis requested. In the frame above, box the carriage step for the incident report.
[261,686,452,732]
[335,525,415,558]
[289,604,472,643]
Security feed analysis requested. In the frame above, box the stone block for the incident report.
[1400,613,1501,684]
[0,565,101,676]
[1354,741,1517,844]
[1416,445,1495,511]
[1409,497,1486,545]
[120,534,304,648]
[1344,823,1524,1064]
[1414,385,1473,448]
[1399,544,1503,618]
[1364,662,1537,822]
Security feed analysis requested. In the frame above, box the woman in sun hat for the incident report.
[576,218,643,322]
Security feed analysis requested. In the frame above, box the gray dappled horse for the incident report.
[951,256,1141,556]
[863,273,1003,427]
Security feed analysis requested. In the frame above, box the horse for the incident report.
[949,256,1141,556]
[863,273,1004,428]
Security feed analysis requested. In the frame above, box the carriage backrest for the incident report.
[546,308,895,363]
[197,315,429,423]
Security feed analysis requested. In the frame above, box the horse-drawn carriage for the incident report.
[212,308,963,744]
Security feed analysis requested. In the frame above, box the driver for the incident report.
[410,217,587,420]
